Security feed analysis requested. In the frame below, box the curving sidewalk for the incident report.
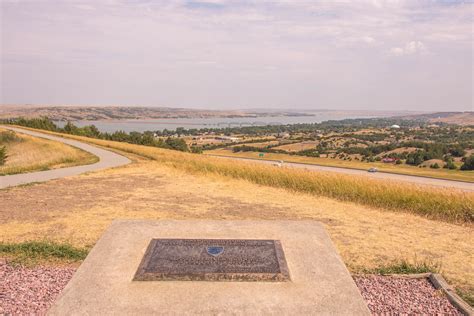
[0,126,131,189]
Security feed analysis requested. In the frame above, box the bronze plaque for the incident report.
[133,239,290,282]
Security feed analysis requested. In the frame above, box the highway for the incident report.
[207,154,474,192]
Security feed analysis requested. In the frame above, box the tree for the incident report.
[460,154,474,171]
[191,146,203,154]
[406,150,426,166]
[165,137,188,152]
[444,160,457,170]
[449,145,466,157]
[0,146,7,166]
[63,121,79,134]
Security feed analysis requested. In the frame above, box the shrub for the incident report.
[444,160,457,170]
[0,146,7,166]
[164,137,189,152]
[191,146,203,154]
[460,154,474,171]
[430,163,440,169]
[0,130,21,144]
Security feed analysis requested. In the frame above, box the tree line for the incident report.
[4,117,190,152]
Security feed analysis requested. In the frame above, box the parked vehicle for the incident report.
[368,167,378,173]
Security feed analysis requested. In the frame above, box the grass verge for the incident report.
[0,128,98,175]
[206,149,474,183]
[360,259,441,275]
[0,241,89,265]
[456,288,474,307]
[11,127,474,224]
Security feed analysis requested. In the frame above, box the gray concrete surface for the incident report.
[207,154,474,192]
[49,220,370,315]
[0,126,131,189]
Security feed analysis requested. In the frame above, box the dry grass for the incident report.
[0,158,472,296]
[31,133,474,223]
[232,140,280,148]
[207,149,474,183]
[273,140,319,152]
[0,129,98,175]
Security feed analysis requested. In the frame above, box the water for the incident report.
[54,112,387,133]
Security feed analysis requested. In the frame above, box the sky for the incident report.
[1,0,473,111]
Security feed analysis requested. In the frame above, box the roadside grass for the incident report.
[13,127,474,224]
[0,128,98,175]
[0,241,89,265]
[206,149,474,183]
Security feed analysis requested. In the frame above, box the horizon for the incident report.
[0,103,438,114]
[1,1,473,111]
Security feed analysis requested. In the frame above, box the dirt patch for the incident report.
[274,141,319,152]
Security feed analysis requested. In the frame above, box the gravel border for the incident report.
[1,260,470,315]
[354,275,464,315]
[0,260,76,315]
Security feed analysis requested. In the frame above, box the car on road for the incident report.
[273,160,284,167]
[368,167,378,173]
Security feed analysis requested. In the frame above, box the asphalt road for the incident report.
[207,154,474,192]
[0,126,131,189]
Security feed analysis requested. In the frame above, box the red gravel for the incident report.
[354,275,462,315]
[0,260,464,315]
[0,260,76,315]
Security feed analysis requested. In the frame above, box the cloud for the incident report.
[390,41,427,56]
[1,0,472,111]
[74,4,96,11]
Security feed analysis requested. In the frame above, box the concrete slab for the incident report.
[49,220,370,315]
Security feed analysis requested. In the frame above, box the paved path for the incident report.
[0,126,131,189]
[207,154,474,192]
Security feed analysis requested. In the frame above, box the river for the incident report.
[54,111,394,133]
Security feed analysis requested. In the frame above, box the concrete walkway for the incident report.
[0,126,131,189]
[207,154,474,192]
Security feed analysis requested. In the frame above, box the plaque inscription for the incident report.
[133,239,290,282]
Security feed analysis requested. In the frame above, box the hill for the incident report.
[0,131,472,301]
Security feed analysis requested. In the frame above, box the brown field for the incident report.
[274,141,319,152]
[0,151,472,296]
[421,159,446,168]
[236,140,280,148]
[429,112,474,126]
[0,129,98,175]
[375,147,418,157]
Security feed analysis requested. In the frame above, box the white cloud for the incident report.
[390,41,426,56]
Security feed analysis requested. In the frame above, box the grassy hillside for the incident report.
[13,127,473,224]
[1,154,472,302]
[0,128,98,175]
[206,149,474,183]
[1,126,473,302]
